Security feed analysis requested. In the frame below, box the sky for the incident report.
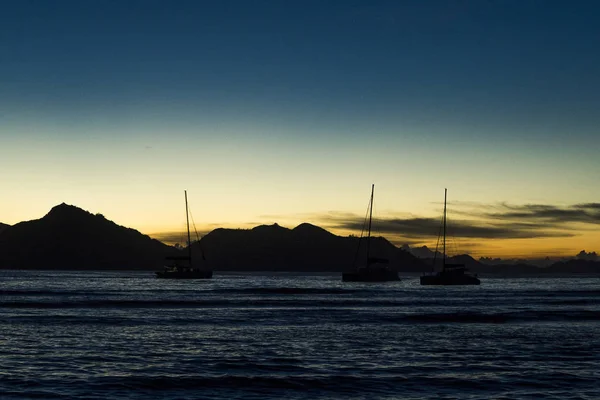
[1,0,599,258]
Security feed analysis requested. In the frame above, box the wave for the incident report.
[1,373,595,397]
[0,297,449,309]
[4,306,600,325]
[395,310,600,324]
[1,289,92,296]
[211,288,360,295]
[0,299,245,309]
[0,287,367,298]
[2,295,599,309]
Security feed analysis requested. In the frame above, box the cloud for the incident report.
[326,214,575,239]
[151,201,599,245]
[304,201,600,240]
[573,203,600,210]
[484,203,600,225]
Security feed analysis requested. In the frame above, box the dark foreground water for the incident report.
[1,271,599,399]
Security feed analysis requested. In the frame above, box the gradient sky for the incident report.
[2,0,599,258]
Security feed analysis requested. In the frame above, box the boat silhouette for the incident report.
[420,189,480,285]
[156,190,213,279]
[342,184,400,282]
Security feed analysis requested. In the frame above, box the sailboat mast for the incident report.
[185,190,192,264]
[443,188,447,270]
[366,184,374,262]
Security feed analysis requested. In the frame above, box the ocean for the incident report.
[1,270,598,399]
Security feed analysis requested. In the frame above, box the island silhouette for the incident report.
[0,203,598,275]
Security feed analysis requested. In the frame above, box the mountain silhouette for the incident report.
[0,222,9,235]
[0,205,426,272]
[196,223,426,272]
[545,259,600,274]
[402,244,443,259]
[1,204,599,274]
[0,203,175,270]
[447,254,481,269]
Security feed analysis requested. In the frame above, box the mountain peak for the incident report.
[45,203,91,219]
[293,222,318,230]
[0,203,172,270]
[251,223,288,231]
[293,222,334,237]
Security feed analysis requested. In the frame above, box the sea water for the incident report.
[1,270,598,399]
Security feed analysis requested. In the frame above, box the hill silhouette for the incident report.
[545,259,600,274]
[402,244,443,259]
[0,203,175,270]
[0,222,9,235]
[420,253,600,275]
[0,205,426,272]
[196,222,426,272]
[1,204,599,274]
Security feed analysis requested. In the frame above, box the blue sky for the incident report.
[1,0,599,257]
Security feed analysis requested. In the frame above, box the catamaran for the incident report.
[156,190,213,279]
[420,189,480,285]
[342,184,400,282]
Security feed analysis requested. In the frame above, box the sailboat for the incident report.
[156,190,213,279]
[420,189,480,285]
[342,184,400,282]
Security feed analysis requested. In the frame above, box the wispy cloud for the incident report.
[287,202,600,241]
[484,203,600,225]
[574,203,600,210]
[150,202,599,245]
[326,215,575,239]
